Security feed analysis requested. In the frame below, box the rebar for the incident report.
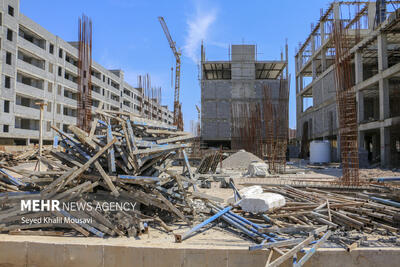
[332,19,360,186]
[77,15,92,133]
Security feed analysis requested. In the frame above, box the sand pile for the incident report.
[222,150,264,169]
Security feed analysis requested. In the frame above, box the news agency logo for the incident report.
[20,200,137,212]
[21,200,60,211]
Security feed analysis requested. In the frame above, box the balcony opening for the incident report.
[123,88,131,97]
[18,49,45,70]
[63,106,77,117]
[15,117,39,131]
[65,53,78,67]
[91,84,101,94]
[92,99,99,107]
[111,79,120,90]
[123,100,131,107]
[64,71,77,83]
[110,93,120,102]
[91,68,101,80]
[19,26,46,49]
[17,72,44,90]
[64,88,78,100]
[16,94,40,109]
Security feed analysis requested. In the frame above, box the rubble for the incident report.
[221,150,263,170]
[246,162,269,177]
[0,109,203,237]
[238,192,286,213]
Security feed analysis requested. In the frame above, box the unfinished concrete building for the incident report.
[0,0,173,145]
[200,44,288,148]
[296,1,400,167]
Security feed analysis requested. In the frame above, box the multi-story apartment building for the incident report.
[0,0,173,145]
[295,1,400,167]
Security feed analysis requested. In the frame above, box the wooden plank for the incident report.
[249,238,304,251]
[107,125,116,173]
[156,134,194,144]
[89,118,99,139]
[51,151,84,168]
[146,129,188,136]
[78,199,125,237]
[37,156,71,171]
[61,138,117,188]
[68,125,98,150]
[41,167,78,196]
[189,191,223,203]
[268,235,315,267]
[52,211,90,237]
[131,144,185,155]
[94,161,119,196]
[153,190,191,225]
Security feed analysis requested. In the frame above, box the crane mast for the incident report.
[158,16,183,130]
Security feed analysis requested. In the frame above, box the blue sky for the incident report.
[21,0,334,130]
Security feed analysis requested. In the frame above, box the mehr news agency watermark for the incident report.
[19,199,137,225]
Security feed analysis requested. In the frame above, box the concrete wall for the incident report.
[0,237,399,267]
[201,78,285,142]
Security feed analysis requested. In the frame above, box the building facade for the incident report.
[0,0,173,145]
[295,1,400,167]
[200,44,288,148]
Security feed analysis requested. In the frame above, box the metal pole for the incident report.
[35,102,47,171]
[174,206,232,242]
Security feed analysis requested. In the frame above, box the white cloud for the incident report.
[183,3,218,63]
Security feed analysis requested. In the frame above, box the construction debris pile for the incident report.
[0,110,202,237]
[0,111,399,264]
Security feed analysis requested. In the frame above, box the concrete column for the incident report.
[333,2,340,21]
[379,79,390,120]
[354,51,363,84]
[378,34,390,120]
[378,34,388,71]
[320,20,325,44]
[311,35,317,80]
[300,75,304,91]
[355,51,364,124]
[368,2,377,30]
[380,127,391,167]
[357,91,364,123]
[321,49,327,72]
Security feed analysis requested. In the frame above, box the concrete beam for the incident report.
[352,61,400,93]
[358,116,400,131]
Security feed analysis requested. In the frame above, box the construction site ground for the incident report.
[1,158,399,266]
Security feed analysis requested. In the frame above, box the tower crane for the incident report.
[158,16,183,130]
